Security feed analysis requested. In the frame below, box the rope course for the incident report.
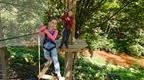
[0,0,135,80]
[0,32,38,42]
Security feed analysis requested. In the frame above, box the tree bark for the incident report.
[68,0,76,44]
[64,0,77,80]
[0,14,8,79]
[0,47,8,80]
[0,32,8,80]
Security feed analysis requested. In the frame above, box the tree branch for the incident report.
[93,0,134,28]
[0,1,39,11]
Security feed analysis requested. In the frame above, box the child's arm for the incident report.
[61,15,66,24]
[39,25,47,32]
[61,12,68,24]
[44,30,58,42]
[38,25,47,37]
[67,17,74,28]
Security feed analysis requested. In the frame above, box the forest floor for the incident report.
[78,48,144,68]
[7,47,144,79]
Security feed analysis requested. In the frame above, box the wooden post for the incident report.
[64,52,74,80]
[64,0,77,80]
[63,40,87,80]
[66,0,76,44]
[71,0,76,43]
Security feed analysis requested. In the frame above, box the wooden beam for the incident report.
[64,52,75,80]
[62,39,87,80]
[67,0,76,44]
[39,74,56,80]
[72,0,76,43]
[38,61,52,79]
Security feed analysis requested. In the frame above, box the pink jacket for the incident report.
[39,25,58,42]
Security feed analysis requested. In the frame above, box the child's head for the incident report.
[68,10,73,16]
[48,18,57,29]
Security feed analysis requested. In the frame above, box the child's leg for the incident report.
[51,48,61,77]
[65,31,70,48]
[59,36,65,48]
[43,49,52,65]
[38,49,52,78]
[60,29,67,48]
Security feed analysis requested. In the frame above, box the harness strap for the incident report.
[43,29,56,52]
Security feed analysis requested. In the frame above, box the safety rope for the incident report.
[0,32,38,42]
[38,35,41,80]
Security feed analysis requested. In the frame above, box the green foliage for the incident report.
[74,57,106,80]
[2,0,144,57]
[1,0,65,46]
[8,46,39,65]
[103,0,120,10]
[127,29,144,56]
[85,31,116,53]
[42,0,65,25]
[8,47,144,80]
[78,0,144,56]
[74,57,144,80]
[128,44,144,56]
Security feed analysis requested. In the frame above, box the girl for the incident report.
[39,18,64,80]
[59,10,74,48]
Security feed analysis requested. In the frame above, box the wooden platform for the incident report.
[59,39,87,80]
[58,39,87,53]
[59,39,86,46]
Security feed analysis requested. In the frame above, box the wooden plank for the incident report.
[64,52,74,80]
[40,74,56,80]
[40,75,65,80]
[60,39,87,53]
[38,61,52,79]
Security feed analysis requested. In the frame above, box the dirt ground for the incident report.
[79,48,144,68]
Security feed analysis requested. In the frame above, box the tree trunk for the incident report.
[0,17,8,80]
[68,0,76,44]
[71,0,76,43]
[64,0,77,80]
[0,32,8,80]
[0,47,8,80]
